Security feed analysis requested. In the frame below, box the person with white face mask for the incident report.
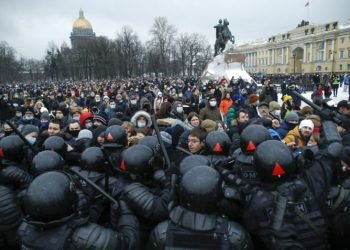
[16,107,41,128]
[199,95,222,122]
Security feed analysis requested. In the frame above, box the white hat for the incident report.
[299,119,314,130]
[40,107,48,113]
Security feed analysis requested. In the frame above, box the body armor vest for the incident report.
[233,153,262,187]
[165,216,231,250]
[18,216,86,250]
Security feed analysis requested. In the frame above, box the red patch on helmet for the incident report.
[120,160,126,170]
[0,148,4,158]
[213,143,223,152]
[106,133,113,141]
[272,162,285,176]
[246,140,256,151]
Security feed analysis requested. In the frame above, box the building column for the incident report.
[309,43,312,62]
[268,50,270,65]
[282,47,284,64]
[303,44,306,63]
[286,47,289,64]
[323,41,327,61]
[248,53,251,67]
[272,49,274,65]
[331,39,335,60]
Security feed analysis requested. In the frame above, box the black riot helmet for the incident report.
[205,131,232,156]
[42,136,67,157]
[81,147,106,171]
[0,185,23,231]
[179,165,221,213]
[0,135,24,161]
[122,144,155,177]
[24,171,76,222]
[103,125,127,148]
[31,150,65,177]
[138,136,160,153]
[179,155,210,176]
[254,140,296,183]
[240,124,271,154]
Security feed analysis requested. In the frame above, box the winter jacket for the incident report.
[283,126,308,147]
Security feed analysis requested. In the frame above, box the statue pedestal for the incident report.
[201,52,253,83]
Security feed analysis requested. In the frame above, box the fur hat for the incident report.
[200,119,217,133]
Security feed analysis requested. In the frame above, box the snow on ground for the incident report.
[277,88,350,108]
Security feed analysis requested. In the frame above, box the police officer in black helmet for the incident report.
[148,165,253,250]
[18,171,139,250]
[241,134,343,250]
[121,144,173,244]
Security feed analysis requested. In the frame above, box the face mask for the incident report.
[130,100,137,105]
[56,113,64,119]
[80,94,84,98]
[41,121,49,127]
[179,93,183,98]
[209,101,217,107]
[16,112,22,117]
[95,98,101,102]
[25,115,33,120]
[73,115,80,121]
[176,107,183,113]
[85,122,93,129]
[69,130,80,137]
[13,103,18,107]
[110,104,116,109]
[137,121,146,128]
[25,136,36,145]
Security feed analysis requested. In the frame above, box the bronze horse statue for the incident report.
[214,19,235,56]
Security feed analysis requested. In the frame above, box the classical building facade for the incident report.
[234,20,350,75]
[70,9,96,49]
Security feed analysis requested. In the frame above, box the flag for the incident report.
[305,1,309,7]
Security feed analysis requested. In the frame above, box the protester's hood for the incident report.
[130,110,152,128]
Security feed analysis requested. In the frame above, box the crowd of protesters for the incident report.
[0,73,350,249]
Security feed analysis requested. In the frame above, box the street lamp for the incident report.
[292,52,296,75]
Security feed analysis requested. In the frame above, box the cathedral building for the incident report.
[70,9,96,49]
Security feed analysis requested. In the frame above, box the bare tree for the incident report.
[149,17,177,75]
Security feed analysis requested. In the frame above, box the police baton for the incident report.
[150,115,177,189]
[69,168,118,205]
[5,120,39,154]
[176,146,193,156]
[150,115,171,168]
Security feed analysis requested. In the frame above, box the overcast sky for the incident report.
[0,0,348,60]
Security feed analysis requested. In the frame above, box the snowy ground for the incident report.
[277,88,350,108]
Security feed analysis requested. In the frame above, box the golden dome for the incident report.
[73,9,92,29]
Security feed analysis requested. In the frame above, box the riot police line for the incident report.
[0,79,350,250]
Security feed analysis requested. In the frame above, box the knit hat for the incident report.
[283,95,292,103]
[200,119,217,133]
[77,129,93,140]
[285,111,299,123]
[40,112,50,121]
[249,94,259,104]
[21,124,39,136]
[108,118,123,126]
[340,147,350,164]
[269,101,280,112]
[93,112,108,126]
[299,119,314,130]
